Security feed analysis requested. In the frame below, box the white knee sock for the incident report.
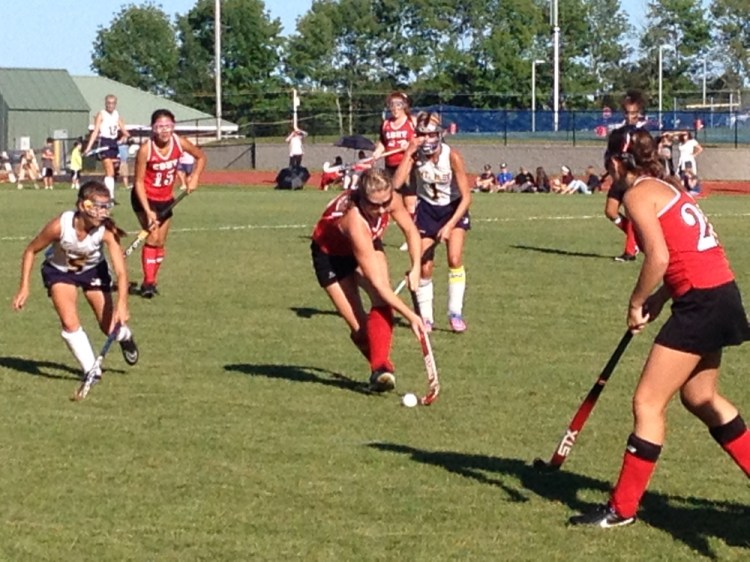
[61,327,96,374]
[416,278,434,323]
[448,266,466,316]
[116,324,132,342]
[104,176,115,199]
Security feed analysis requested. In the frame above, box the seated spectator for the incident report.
[560,165,591,195]
[17,149,40,190]
[549,175,565,194]
[473,164,498,192]
[344,152,373,191]
[494,162,515,192]
[535,166,550,193]
[1,150,16,183]
[682,169,702,195]
[320,155,344,191]
[585,165,602,193]
[511,166,536,193]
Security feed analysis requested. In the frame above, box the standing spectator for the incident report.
[11,181,139,380]
[310,169,425,392]
[177,150,196,191]
[84,94,128,201]
[132,109,206,298]
[570,126,750,529]
[605,90,647,262]
[41,138,55,190]
[535,167,550,193]
[677,131,703,175]
[392,111,472,333]
[473,164,498,192]
[285,127,307,168]
[117,137,133,190]
[494,162,515,192]
[657,132,675,175]
[69,140,83,190]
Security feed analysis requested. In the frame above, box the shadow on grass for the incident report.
[511,244,612,259]
[0,356,81,380]
[290,307,340,319]
[369,442,749,558]
[224,363,375,396]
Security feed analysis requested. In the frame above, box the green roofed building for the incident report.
[72,75,238,138]
[0,68,90,152]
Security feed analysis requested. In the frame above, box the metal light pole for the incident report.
[214,0,222,141]
[658,44,673,129]
[702,58,707,106]
[551,0,559,132]
[531,59,546,133]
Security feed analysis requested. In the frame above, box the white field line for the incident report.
[3,212,750,242]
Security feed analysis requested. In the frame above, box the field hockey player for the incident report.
[392,111,472,333]
[12,181,139,384]
[310,168,426,392]
[132,109,206,298]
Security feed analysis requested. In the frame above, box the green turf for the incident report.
[1,186,749,560]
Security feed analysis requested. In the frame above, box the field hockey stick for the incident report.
[123,190,188,257]
[533,330,633,473]
[84,146,110,158]
[72,323,121,401]
[394,240,440,295]
[408,289,440,406]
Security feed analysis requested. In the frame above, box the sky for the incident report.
[2,0,648,76]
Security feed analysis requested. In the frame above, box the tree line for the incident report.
[90,0,750,136]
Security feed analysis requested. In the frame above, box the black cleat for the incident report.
[140,284,156,299]
[568,504,636,528]
[613,253,636,262]
[120,337,139,366]
[369,369,396,393]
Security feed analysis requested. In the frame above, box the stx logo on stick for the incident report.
[556,429,579,458]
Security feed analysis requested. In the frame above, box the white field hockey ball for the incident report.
[401,393,419,408]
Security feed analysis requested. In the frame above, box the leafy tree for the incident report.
[637,0,711,105]
[91,3,179,96]
[173,0,284,130]
[709,0,750,90]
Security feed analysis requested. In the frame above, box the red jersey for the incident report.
[380,117,415,168]
[144,134,184,202]
[645,179,734,297]
[311,192,390,256]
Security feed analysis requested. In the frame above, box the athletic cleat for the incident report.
[140,284,157,299]
[369,369,396,393]
[568,504,636,528]
[119,337,139,366]
[449,314,467,333]
[614,253,636,262]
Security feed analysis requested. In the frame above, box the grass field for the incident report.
[1,186,749,561]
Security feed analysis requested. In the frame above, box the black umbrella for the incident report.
[334,134,376,151]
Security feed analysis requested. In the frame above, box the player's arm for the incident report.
[623,184,669,332]
[84,113,103,154]
[178,136,206,193]
[103,230,130,324]
[13,218,62,310]
[392,136,422,190]
[343,213,422,335]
